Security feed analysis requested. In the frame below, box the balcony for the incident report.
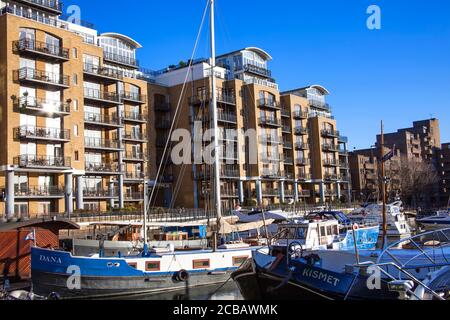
[85,138,122,151]
[260,153,282,163]
[293,111,309,120]
[15,125,70,142]
[15,96,70,117]
[85,162,124,175]
[258,98,280,110]
[324,174,340,181]
[83,63,124,83]
[323,159,339,167]
[154,102,171,112]
[125,192,144,201]
[282,125,291,133]
[217,93,236,105]
[296,158,310,166]
[221,188,238,198]
[299,190,311,198]
[84,88,121,105]
[84,112,123,128]
[294,127,308,135]
[14,185,64,199]
[262,189,280,197]
[14,155,71,170]
[281,108,290,118]
[261,169,284,179]
[15,0,63,14]
[298,173,312,181]
[260,135,282,145]
[103,51,139,69]
[283,140,293,149]
[338,148,349,156]
[14,39,69,61]
[123,111,148,123]
[259,117,281,128]
[322,144,339,152]
[295,142,309,150]
[124,172,146,181]
[124,151,146,162]
[15,67,69,89]
[309,100,331,112]
[321,129,340,138]
[243,64,272,78]
[366,173,377,180]
[221,166,240,178]
[218,111,237,124]
[122,131,147,142]
[83,188,117,199]
[283,156,294,165]
[121,91,146,104]
[338,135,349,143]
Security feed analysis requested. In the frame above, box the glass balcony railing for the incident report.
[103,51,139,68]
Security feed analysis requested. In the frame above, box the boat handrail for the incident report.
[353,261,446,301]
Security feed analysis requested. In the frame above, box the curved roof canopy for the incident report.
[244,47,273,61]
[99,32,142,49]
[309,84,330,95]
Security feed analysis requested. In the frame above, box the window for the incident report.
[74,151,79,162]
[74,125,79,137]
[232,256,249,267]
[72,48,78,59]
[73,99,78,111]
[72,74,78,85]
[193,259,210,269]
[145,261,161,271]
[128,262,137,269]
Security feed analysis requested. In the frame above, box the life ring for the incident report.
[175,269,190,282]
[353,223,360,231]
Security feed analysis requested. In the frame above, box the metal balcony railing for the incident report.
[221,166,240,178]
[321,129,340,137]
[14,185,64,197]
[84,137,121,150]
[295,142,309,150]
[262,188,280,196]
[154,102,171,112]
[15,125,70,141]
[259,117,281,127]
[123,111,148,122]
[322,143,339,152]
[83,88,121,103]
[123,131,147,141]
[217,93,236,105]
[260,135,282,144]
[14,39,69,60]
[243,64,272,78]
[84,112,122,126]
[124,151,146,161]
[124,172,146,180]
[83,63,124,80]
[85,162,124,174]
[323,159,339,167]
[121,91,146,103]
[16,96,70,114]
[324,174,340,181]
[17,0,63,13]
[125,192,144,201]
[293,111,309,119]
[283,140,293,149]
[218,111,237,123]
[83,188,117,198]
[298,173,312,180]
[103,51,139,68]
[14,155,71,169]
[296,158,310,166]
[260,153,282,163]
[294,127,308,135]
[15,67,69,87]
[258,98,280,110]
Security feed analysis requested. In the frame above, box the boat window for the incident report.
[193,259,210,269]
[296,227,307,239]
[128,262,137,269]
[320,226,326,237]
[333,225,339,235]
[327,226,333,236]
[145,261,161,272]
[232,256,249,267]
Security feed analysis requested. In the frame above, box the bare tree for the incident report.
[397,157,439,208]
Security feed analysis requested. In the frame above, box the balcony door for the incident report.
[46,62,60,84]
[14,203,29,219]
[19,28,35,42]
[45,34,61,55]
[132,145,141,158]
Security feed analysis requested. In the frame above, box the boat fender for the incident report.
[353,223,359,231]
[176,269,190,282]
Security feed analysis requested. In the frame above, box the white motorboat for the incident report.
[417,210,450,231]
[349,201,411,237]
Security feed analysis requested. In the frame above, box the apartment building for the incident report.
[349,147,401,202]
[0,1,148,220]
[351,119,442,204]
[147,48,351,210]
[438,143,450,206]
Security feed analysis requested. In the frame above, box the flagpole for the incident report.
[380,121,388,249]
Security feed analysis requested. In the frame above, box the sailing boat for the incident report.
[30,0,263,299]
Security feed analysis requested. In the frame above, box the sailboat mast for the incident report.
[210,0,222,224]
[380,121,388,248]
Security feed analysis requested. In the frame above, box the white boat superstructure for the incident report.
[349,201,411,237]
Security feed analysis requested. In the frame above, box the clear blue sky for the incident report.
[66,0,450,150]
